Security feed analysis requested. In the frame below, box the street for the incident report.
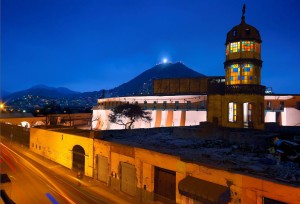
[0,139,133,204]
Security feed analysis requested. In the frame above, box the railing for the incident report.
[265,106,284,112]
[94,103,207,111]
[225,84,266,95]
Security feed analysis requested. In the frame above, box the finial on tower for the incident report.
[241,4,246,23]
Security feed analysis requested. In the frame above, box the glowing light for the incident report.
[0,103,4,109]
[163,58,168,63]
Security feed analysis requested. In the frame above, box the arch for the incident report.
[20,121,30,128]
[33,120,45,127]
[72,145,85,172]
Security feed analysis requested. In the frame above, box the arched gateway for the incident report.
[72,145,85,172]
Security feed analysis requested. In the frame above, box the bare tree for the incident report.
[108,103,151,129]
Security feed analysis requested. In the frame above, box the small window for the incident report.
[200,101,205,109]
[266,101,271,110]
[153,101,157,109]
[280,101,284,110]
[144,101,147,109]
[233,30,237,36]
[175,101,179,110]
[245,29,250,35]
[163,101,167,110]
[186,101,191,110]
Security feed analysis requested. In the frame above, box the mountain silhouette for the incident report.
[2,62,206,110]
[107,62,205,97]
[3,85,80,100]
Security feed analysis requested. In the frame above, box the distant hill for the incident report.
[2,62,206,111]
[4,84,80,100]
[107,62,206,97]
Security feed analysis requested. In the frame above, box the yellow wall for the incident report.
[30,128,94,177]
[93,139,300,204]
[208,94,264,129]
[29,128,300,203]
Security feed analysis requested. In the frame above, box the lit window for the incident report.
[229,64,240,84]
[229,102,237,122]
[248,103,252,122]
[241,41,254,51]
[230,42,240,53]
[242,63,253,83]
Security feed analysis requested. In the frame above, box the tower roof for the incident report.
[225,4,261,44]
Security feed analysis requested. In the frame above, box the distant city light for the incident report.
[163,58,168,63]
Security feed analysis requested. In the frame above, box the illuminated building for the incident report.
[2,4,300,204]
[92,7,299,130]
[207,4,265,130]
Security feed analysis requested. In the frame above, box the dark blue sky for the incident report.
[1,0,300,94]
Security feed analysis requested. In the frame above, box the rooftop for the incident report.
[96,125,300,186]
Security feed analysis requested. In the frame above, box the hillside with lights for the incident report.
[1,62,205,113]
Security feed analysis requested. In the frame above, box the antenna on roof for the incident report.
[241,4,246,23]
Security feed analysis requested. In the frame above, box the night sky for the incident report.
[1,0,300,94]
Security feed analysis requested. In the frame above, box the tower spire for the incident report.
[241,4,246,23]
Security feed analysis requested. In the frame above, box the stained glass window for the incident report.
[242,63,253,83]
[242,41,254,51]
[230,42,240,53]
[230,64,240,84]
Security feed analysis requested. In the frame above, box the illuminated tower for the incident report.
[208,4,265,129]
